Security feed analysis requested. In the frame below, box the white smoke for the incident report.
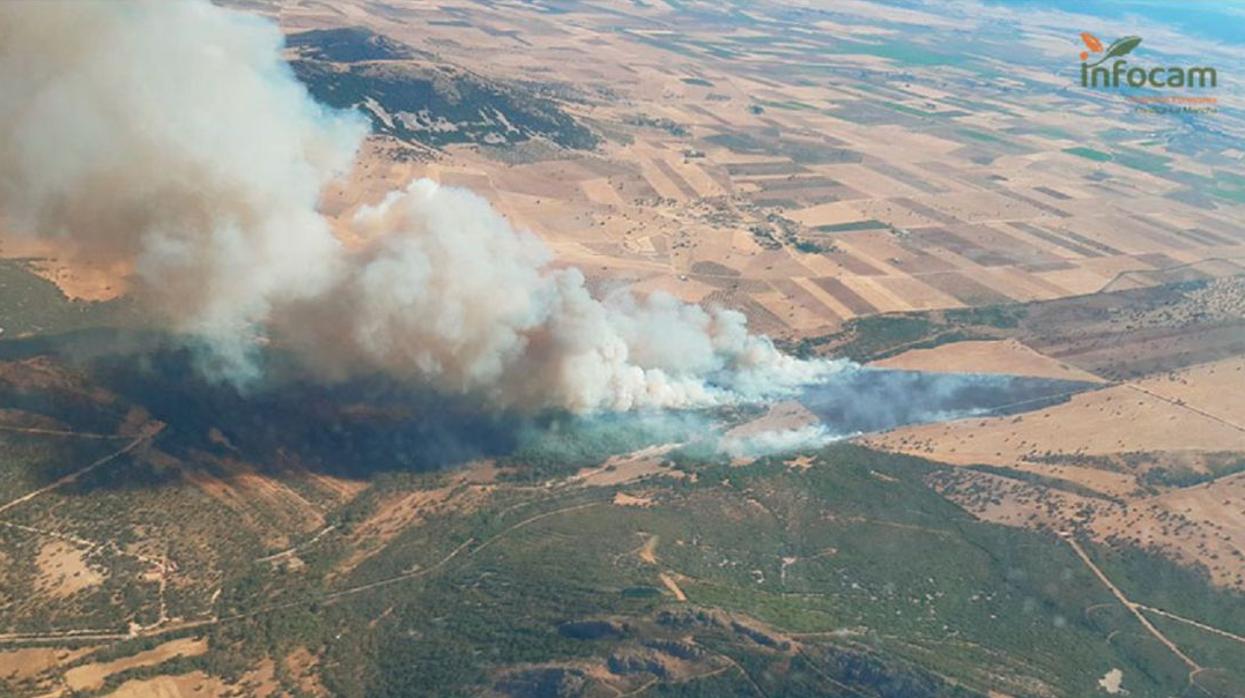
[0,0,843,411]
[0,0,365,379]
[280,180,843,410]
[719,424,848,459]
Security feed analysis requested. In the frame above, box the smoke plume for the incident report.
[720,424,844,459]
[0,0,842,411]
[0,0,364,379]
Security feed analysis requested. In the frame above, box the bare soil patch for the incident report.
[871,339,1105,382]
[103,670,226,698]
[35,540,104,599]
[66,637,208,693]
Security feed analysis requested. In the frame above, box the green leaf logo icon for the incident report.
[1087,35,1141,66]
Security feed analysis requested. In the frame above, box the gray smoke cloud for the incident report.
[0,0,844,411]
[279,180,843,410]
[0,0,364,379]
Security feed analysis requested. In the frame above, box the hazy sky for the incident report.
[979,0,1245,44]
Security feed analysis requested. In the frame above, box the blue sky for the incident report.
[981,0,1245,44]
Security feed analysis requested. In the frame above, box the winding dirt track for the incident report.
[1064,536,1199,671]
[0,426,161,516]
[0,497,606,646]
[0,425,127,440]
[1137,605,1245,647]
[1068,544,1245,652]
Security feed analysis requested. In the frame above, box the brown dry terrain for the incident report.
[871,352,1245,589]
[64,638,208,693]
[567,445,684,488]
[331,459,496,576]
[1,0,1244,695]
[867,383,1244,469]
[7,0,1243,345]
[103,671,228,698]
[0,647,96,685]
[870,338,1105,383]
[0,235,129,302]
[34,541,106,600]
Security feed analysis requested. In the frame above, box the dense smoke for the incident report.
[0,0,364,379]
[279,180,841,410]
[0,0,843,411]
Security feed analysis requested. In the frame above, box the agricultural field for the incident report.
[227,0,1245,344]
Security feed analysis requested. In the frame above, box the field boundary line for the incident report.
[1126,384,1245,434]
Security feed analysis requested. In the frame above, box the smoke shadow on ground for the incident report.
[1,330,528,491]
[798,367,1097,437]
[3,330,739,494]
[91,351,526,485]
[1,330,1099,495]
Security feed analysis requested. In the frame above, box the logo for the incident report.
[1078,32,1217,89]
[1077,32,1218,113]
